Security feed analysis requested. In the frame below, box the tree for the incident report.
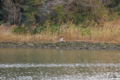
[3,0,25,29]
[24,0,47,25]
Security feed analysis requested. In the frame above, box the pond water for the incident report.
[0,48,120,80]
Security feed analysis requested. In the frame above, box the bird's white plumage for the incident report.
[60,38,63,42]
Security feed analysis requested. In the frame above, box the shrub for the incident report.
[12,26,28,34]
[50,4,88,25]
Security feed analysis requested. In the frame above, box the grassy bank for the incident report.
[0,20,120,43]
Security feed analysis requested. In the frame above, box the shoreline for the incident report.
[0,41,120,50]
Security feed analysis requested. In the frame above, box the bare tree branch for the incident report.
[2,0,25,29]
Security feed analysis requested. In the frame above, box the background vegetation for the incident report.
[0,0,120,43]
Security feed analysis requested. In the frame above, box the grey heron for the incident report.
[60,38,63,42]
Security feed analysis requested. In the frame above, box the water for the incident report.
[0,49,120,80]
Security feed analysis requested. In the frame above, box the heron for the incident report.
[60,38,63,42]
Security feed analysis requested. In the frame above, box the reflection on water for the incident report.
[0,49,120,80]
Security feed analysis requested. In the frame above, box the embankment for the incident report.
[0,42,120,50]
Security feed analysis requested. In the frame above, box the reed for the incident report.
[0,20,120,43]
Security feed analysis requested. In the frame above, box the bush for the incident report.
[12,26,28,34]
[50,4,88,25]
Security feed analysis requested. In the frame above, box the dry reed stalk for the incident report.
[0,20,120,43]
[90,21,120,43]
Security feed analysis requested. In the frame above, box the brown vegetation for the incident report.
[1,20,120,43]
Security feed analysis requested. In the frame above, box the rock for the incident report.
[0,41,120,50]
[56,47,60,49]
[27,43,34,46]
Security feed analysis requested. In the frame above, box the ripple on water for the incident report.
[0,63,120,68]
[0,63,120,80]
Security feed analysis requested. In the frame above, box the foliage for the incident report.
[79,28,91,36]
[1,0,120,34]
[33,21,60,34]
[12,26,28,34]
[23,0,47,26]
[50,4,88,24]
[51,5,67,23]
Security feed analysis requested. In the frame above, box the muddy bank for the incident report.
[0,41,120,50]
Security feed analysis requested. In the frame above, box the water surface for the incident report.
[0,49,120,80]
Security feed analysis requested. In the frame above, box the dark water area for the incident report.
[0,48,120,80]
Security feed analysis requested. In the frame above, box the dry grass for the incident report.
[1,20,120,43]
